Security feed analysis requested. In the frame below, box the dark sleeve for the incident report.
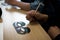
[46,0,60,23]
[40,0,60,27]
[30,0,39,10]
[30,0,43,11]
[53,34,60,40]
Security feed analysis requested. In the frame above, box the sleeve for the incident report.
[30,0,39,10]
[30,0,44,12]
[40,0,60,26]
[46,0,60,20]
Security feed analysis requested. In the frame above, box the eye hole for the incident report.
[18,23,21,27]
[20,27,25,33]
[17,22,25,26]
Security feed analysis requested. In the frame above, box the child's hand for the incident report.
[26,13,35,22]
[26,10,48,22]
[5,0,17,5]
[26,10,36,22]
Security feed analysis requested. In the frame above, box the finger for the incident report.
[26,15,31,20]
[27,12,35,17]
[26,15,35,22]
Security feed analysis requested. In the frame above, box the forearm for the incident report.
[15,2,30,10]
[35,12,48,22]
[5,0,30,10]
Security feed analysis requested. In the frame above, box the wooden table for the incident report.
[3,8,51,40]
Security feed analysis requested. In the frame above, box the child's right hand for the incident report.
[26,10,37,22]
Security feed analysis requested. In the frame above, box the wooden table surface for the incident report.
[3,8,51,40]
